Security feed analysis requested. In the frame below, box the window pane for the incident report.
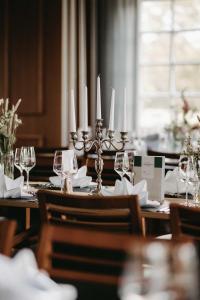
[141,1,172,31]
[174,31,200,62]
[174,0,200,30]
[175,65,200,91]
[140,33,170,63]
[140,66,169,93]
[143,97,171,109]
[140,107,171,129]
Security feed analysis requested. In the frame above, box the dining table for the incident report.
[0,182,189,236]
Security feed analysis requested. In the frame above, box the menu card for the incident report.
[134,156,165,203]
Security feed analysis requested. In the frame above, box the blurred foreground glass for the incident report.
[119,241,199,300]
[20,147,36,192]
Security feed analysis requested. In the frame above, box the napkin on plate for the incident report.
[0,249,77,300]
[101,177,160,208]
[164,167,193,195]
[49,166,92,188]
[0,167,25,198]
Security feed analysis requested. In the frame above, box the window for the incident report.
[138,0,200,132]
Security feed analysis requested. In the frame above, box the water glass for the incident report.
[20,146,36,192]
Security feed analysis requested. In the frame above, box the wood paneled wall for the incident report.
[0,0,62,147]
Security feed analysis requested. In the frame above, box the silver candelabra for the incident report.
[70,119,129,194]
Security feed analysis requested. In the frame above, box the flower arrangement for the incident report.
[0,98,22,154]
[167,90,200,142]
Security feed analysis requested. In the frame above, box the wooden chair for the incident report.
[37,225,134,300]
[170,203,200,260]
[148,149,180,173]
[170,203,200,240]
[0,220,16,256]
[37,189,143,236]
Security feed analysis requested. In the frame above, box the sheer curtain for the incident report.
[98,0,137,132]
[61,0,97,145]
[62,0,137,145]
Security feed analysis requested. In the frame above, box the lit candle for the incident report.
[123,88,127,132]
[83,86,88,131]
[96,76,101,119]
[69,89,76,132]
[108,88,115,131]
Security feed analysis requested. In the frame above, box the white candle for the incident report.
[123,88,127,132]
[70,89,76,132]
[108,88,115,131]
[96,76,101,119]
[83,86,88,131]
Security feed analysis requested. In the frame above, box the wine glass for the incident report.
[114,152,128,180]
[53,150,78,192]
[125,151,135,185]
[14,148,23,176]
[20,146,36,192]
[53,150,63,179]
[187,157,199,205]
[178,155,196,205]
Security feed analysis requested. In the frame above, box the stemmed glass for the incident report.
[53,150,78,192]
[14,148,23,176]
[114,152,129,180]
[178,155,197,205]
[125,151,135,185]
[178,155,190,205]
[20,146,36,192]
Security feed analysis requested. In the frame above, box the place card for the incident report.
[134,156,165,203]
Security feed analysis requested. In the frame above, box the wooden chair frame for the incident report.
[38,189,143,235]
[170,203,200,241]
[0,220,16,256]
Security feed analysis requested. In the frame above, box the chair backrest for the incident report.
[37,190,143,235]
[0,220,16,256]
[37,225,131,284]
[170,203,200,241]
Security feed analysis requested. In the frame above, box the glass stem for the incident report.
[61,175,64,192]
[26,170,30,192]
[186,179,189,205]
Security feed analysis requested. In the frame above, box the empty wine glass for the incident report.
[14,148,23,176]
[188,156,199,205]
[125,151,135,185]
[20,146,36,192]
[53,150,63,179]
[178,155,197,206]
[114,152,128,180]
[53,150,78,193]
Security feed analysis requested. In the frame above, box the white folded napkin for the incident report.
[164,167,193,195]
[0,167,25,198]
[101,177,160,208]
[49,166,92,188]
[0,249,77,300]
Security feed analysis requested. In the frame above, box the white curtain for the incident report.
[61,0,97,145]
[98,0,137,132]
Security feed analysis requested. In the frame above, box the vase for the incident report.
[0,150,14,179]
